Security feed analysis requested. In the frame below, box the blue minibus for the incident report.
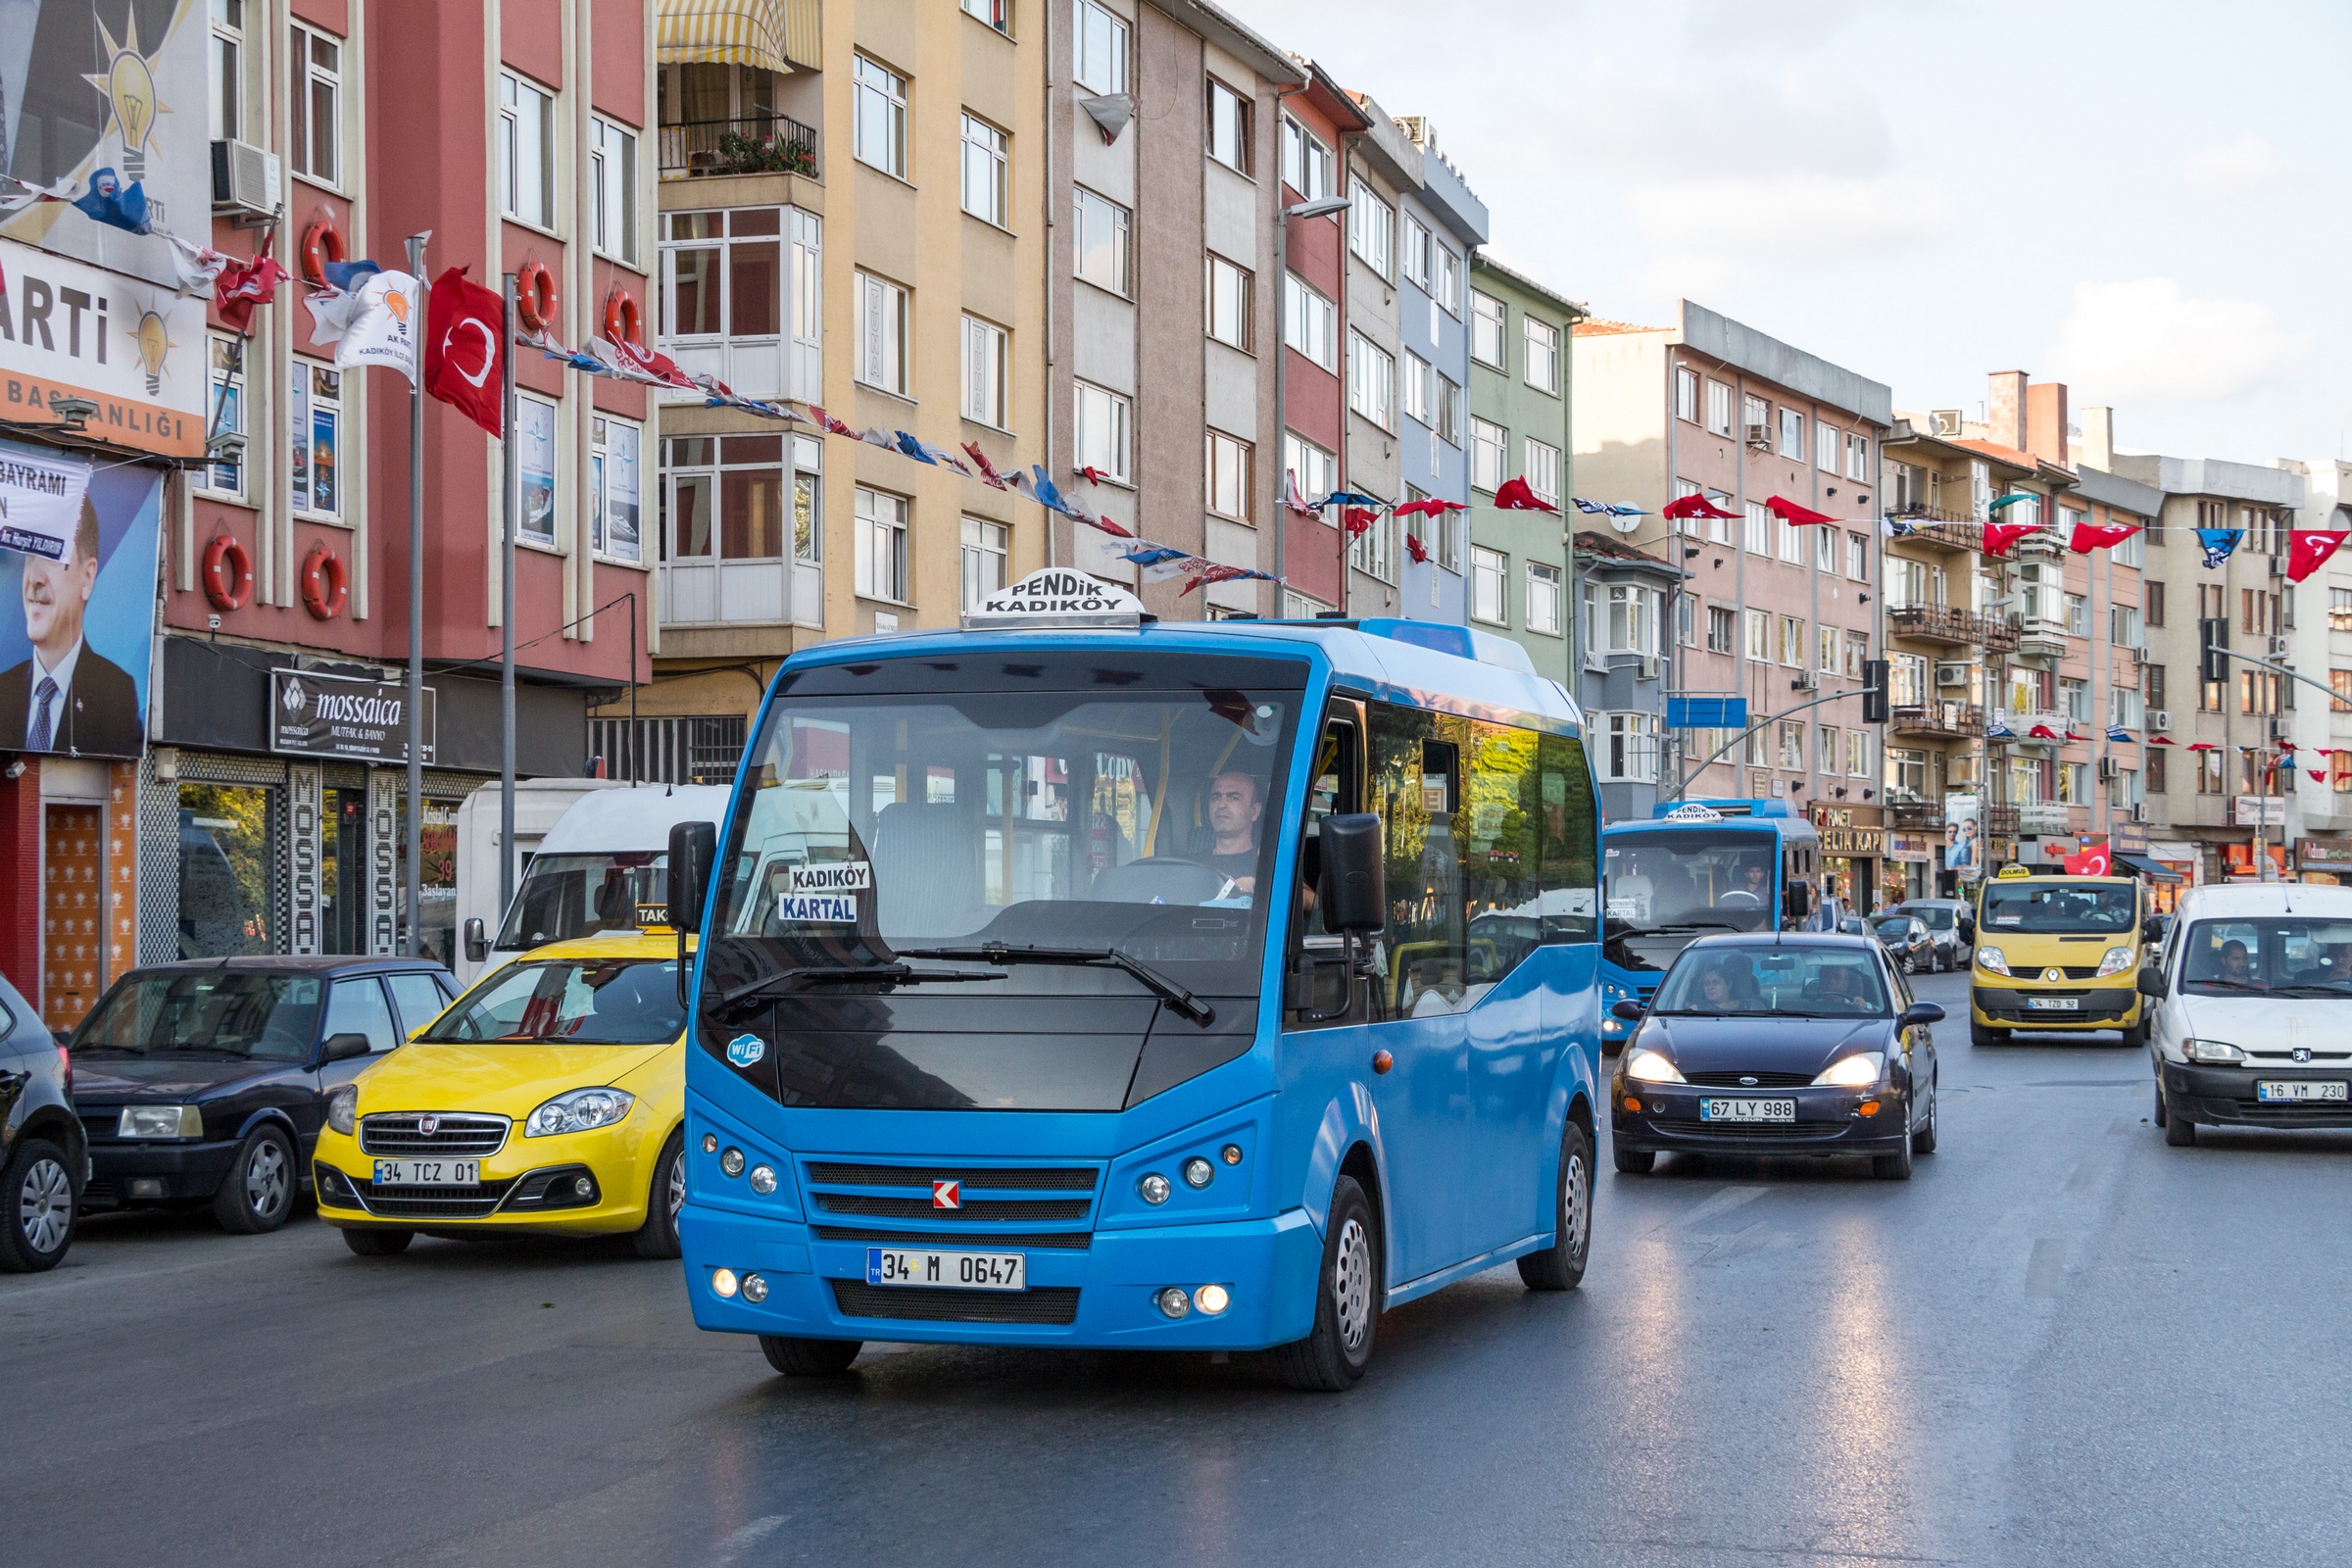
[663,587,1603,1390]
[1598,800,1822,1051]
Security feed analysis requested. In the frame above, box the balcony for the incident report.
[1891,702,1984,740]
[1888,604,1984,648]
[1884,506,1984,555]
[2015,615,2069,661]
[2018,802,2076,834]
[660,113,820,180]
[1888,800,1946,832]
[1984,804,2021,839]
[1982,613,2021,654]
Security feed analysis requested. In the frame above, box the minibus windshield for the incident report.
[1979,881,2136,935]
[1604,828,1780,933]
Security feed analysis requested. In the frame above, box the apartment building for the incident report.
[1573,302,1890,902]
[637,1,1047,758]
[2282,459,2352,881]
[1466,254,1577,675]
[1389,119,1485,623]
[0,0,656,1016]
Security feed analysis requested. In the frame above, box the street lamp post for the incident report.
[1271,191,1350,612]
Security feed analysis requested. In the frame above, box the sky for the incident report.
[1217,0,2351,468]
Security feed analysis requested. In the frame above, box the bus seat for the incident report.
[873,802,983,936]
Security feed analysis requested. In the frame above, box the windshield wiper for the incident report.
[711,963,1007,1016]
[899,944,1216,1027]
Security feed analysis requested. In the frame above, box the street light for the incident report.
[1272,192,1352,611]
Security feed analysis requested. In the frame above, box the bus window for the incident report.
[1372,704,1468,1017]
[1295,710,1362,943]
[1537,734,1598,944]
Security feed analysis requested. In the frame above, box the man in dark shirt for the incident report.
[1203,769,1264,894]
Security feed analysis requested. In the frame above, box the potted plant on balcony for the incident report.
[714,130,817,176]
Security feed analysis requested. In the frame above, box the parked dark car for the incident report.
[70,957,456,1233]
[1,972,83,1271]
[1870,914,1938,974]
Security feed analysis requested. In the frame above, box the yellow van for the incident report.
[1968,868,2151,1048]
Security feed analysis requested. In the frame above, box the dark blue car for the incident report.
[1609,933,1942,1180]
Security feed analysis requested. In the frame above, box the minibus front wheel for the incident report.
[1276,1174,1381,1393]
[761,1335,863,1377]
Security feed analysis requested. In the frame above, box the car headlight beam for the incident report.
[1812,1052,1886,1088]
[2182,1038,2245,1064]
[1977,946,2010,976]
[524,1087,637,1138]
[1623,1048,1685,1084]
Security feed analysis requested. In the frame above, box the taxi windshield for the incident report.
[2180,918,2352,998]
[1979,882,2136,934]
[1653,945,1889,1017]
[424,958,683,1045]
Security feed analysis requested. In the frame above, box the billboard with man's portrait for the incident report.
[0,436,160,758]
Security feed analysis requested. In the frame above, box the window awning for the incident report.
[657,0,817,75]
[2114,852,2185,884]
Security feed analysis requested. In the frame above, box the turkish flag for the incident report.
[2288,529,2350,582]
[423,266,505,437]
[1765,495,1834,525]
[1493,476,1558,514]
[215,255,290,333]
[1983,521,2040,557]
[2064,846,2111,876]
[1664,492,1740,520]
[2069,519,2139,553]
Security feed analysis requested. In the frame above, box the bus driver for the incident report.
[1204,769,1265,895]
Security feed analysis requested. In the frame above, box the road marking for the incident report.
[715,1514,790,1564]
[1672,1185,1768,1234]
[2025,1238,2066,1297]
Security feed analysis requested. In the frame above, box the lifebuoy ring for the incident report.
[602,287,642,349]
[202,533,253,612]
[300,215,346,287]
[301,544,348,621]
[515,260,558,337]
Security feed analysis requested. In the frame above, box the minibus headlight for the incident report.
[2183,1039,2245,1064]
[1195,1284,1230,1315]
[1182,1157,1214,1189]
[1623,1048,1684,1084]
[1977,946,2010,976]
[2096,946,2134,977]
[711,1267,740,1298]
[1139,1173,1171,1204]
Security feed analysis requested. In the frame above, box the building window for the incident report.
[1524,438,1561,506]
[662,208,783,341]
[588,117,639,263]
[1281,117,1332,199]
[1847,531,1869,580]
[1597,713,1658,783]
[1206,430,1252,521]
[1847,432,1872,481]
[1818,625,1838,674]
[1348,179,1393,278]
[1283,272,1337,369]
[1743,394,1768,441]
[961,516,1008,610]
[1845,629,1869,679]
[1777,515,1803,565]
[1283,431,1335,510]
[1707,605,1736,653]
[1469,418,1506,493]
[1436,374,1463,447]
[2330,588,2352,633]
[1816,524,1838,574]
[1348,332,1395,431]
[498,71,555,227]
[590,416,643,564]
[1075,381,1131,485]
[212,0,243,140]
[1470,290,1505,369]
[1204,254,1253,351]
[1778,720,1804,770]
[1706,381,1733,437]
[1848,728,1874,779]
[962,0,1011,30]
[1743,500,1769,556]
[1400,213,1433,291]
[289,361,341,518]
[1675,367,1699,423]
[1073,0,1128,94]
[1071,186,1133,297]
[1779,407,1802,460]
[292,24,342,187]
[1527,561,1562,635]
[513,393,558,547]
[960,113,1008,225]
[1348,491,1396,584]
[1745,609,1770,662]
[855,486,909,603]
[662,434,792,565]
[1470,546,1507,625]
[853,55,907,177]
[201,335,245,502]
[854,270,909,395]
[961,314,1008,428]
[1399,351,1431,426]
[2111,603,2142,650]
[1434,248,1459,316]
[1779,615,1804,667]
[1206,78,1250,173]
[1816,420,1839,473]
[1523,316,1559,395]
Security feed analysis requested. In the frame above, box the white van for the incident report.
[455,781,731,984]
[2141,882,2352,1146]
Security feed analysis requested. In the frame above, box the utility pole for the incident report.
[403,231,428,958]
[499,272,519,915]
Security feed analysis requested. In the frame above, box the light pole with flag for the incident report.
[404,231,429,957]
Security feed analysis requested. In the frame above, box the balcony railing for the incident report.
[1984,804,2021,838]
[1982,614,2022,654]
[1890,702,1984,740]
[1888,800,1946,832]
[1885,505,1985,554]
[1888,604,1984,648]
[660,113,820,179]
[2018,802,2076,834]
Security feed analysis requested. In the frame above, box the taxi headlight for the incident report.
[2183,1038,2245,1064]
[1977,946,2011,976]
[1812,1052,1886,1088]
[325,1086,357,1137]
[1624,1048,1685,1084]
[2096,946,2134,977]
[524,1087,636,1138]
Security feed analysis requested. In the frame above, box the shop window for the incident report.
[179,782,278,957]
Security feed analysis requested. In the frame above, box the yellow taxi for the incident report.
[1968,866,2153,1049]
[312,927,689,1258]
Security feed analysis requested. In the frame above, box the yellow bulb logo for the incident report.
[108,51,156,180]
[135,310,171,395]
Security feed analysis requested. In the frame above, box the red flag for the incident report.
[2288,529,2350,582]
[1078,466,1108,485]
[961,441,1010,489]
[1342,507,1377,538]
[1664,492,1740,520]
[2028,724,2060,740]
[1492,477,1557,514]
[2185,742,2217,752]
[2064,731,2088,742]
[1404,533,1429,564]
[2312,770,2328,782]
[1983,521,2039,557]
[215,255,289,333]
[2149,735,2176,746]
[2069,519,2139,553]
[1396,498,1466,519]
[1765,495,1834,525]
[423,267,505,437]
[2063,846,2111,876]
[608,333,697,390]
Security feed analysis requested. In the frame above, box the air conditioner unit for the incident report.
[2098,758,2117,781]
[1744,423,1772,449]
[1932,410,1965,439]
[210,137,280,223]
[2131,645,2147,666]
[2270,635,2291,657]
[1789,672,1818,692]
[2131,803,2148,822]
[1936,663,1969,689]
[2150,710,2172,732]
[2269,555,2286,578]
[1638,656,1661,681]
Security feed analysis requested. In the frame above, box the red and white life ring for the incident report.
[301,544,348,621]
[299,214,346,287]
[515,259,559,337]
[602,287,642,349]
[202,533,253,612]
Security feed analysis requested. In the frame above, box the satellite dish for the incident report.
[1610,513,1642,535]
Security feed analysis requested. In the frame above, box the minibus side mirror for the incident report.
[1317,813,1386,935]
[1610,998,1646,1022]
[1956,912,1976,943]
[1784,880,1815,922]
[463,916,488,964]
[667,820,718,1006]
[2136,965,2166,999]
[2141,914,2167,944]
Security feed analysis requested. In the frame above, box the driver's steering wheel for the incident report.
[1718,890,1763,907]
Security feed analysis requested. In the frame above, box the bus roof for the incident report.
[762,616,1585,734]
[1607,800,1816,839]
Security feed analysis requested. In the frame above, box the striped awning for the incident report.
[657,0,807,75]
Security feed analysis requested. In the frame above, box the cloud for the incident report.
[1683,0,1857,54]
[2180,133,2295,198]
[1572,58,1895,183]
[2046,278,2309,403]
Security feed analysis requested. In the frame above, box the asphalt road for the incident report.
[11,964,2352,1568]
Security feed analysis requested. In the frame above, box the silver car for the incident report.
[1889,900,1973,972]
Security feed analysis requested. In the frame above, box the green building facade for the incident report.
[1465,256,1581,683]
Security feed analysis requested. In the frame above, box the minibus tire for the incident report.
[760,1335,862,1376]
[342,1227,414,1256]
[1518,1120,1592,1291]
[1276,1175,1379,1392]
[2119,1021,2146,1051]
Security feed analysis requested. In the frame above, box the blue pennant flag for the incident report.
[321,259,384,293]
[2196,527,2243,569]
[1031,466,1090,519]
[2107,726,2134,744]
[1882,514,1917,538]
[1606,503,1648,517]
[1307,489,1382,511]
[72,168,151,234]
[894,431,936,464]
[1985,720,2016,740]
[1571,497,1610,514]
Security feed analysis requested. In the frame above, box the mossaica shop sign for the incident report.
[270,670,437,762]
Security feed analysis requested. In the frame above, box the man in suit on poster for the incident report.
[0,495,142,758]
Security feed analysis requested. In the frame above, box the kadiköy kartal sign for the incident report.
[270,669,437,763]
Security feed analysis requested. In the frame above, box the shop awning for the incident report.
[657,0,816,74]
[2114,852,2185,883]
